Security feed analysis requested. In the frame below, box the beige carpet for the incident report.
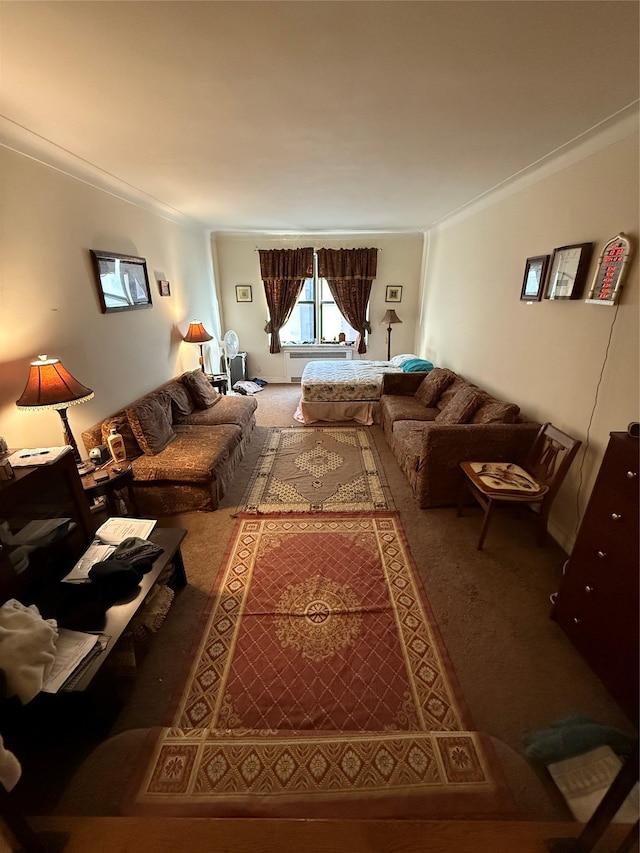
[52,384,636,821]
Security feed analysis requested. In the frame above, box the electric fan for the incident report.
[220,330,240,391]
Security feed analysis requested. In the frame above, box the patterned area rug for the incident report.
[239,427,394,513]
[126,515,512,819]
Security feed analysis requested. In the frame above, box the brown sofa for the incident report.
[378,369,540,508]
[81,370,257,516]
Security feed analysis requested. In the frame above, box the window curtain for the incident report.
[259,248,314,353]
[317,248,378,354]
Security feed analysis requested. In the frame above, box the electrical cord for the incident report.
[573,302,621,537]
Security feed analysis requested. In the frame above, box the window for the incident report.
[280,255,358,345]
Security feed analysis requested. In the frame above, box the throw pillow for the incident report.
[435,385,484,424]
[164,380,194,417]
[181,371,221,409]
[100,412,141,460]
[472,398,520,424]
[126,392,176,455]
[415,368,456,407]
[401,358,435,373]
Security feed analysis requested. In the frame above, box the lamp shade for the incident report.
[380,309,402,326]
[16,355,94,410]
[184,321,213,344]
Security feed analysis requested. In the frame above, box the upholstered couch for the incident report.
[378,369,540,508]
[81,370,257,515]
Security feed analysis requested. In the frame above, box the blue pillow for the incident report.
[402,358,434,373]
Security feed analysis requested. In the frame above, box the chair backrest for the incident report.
[524,422,581,503]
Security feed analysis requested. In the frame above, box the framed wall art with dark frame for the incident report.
[90,250,153,313]
[158,279,171,297]
[236,285,252,303]
[520,255,549,302]
[385,285,402,303]
[544,242,594,300]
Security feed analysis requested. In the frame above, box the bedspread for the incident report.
[301,359,402,403]
[295,359,403,425]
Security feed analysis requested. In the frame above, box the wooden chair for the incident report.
[457,422,581,550]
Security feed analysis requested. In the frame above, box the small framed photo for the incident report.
[236,285,252,302]
[158,280,171,297]
[520,255,549,302]
[385,285,402,303]
[544,242,594,300]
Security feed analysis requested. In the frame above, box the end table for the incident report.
[82,463,139,517]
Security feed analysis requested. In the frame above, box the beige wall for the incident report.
[213,233,424,382]
[419,128,639,551]
[0,148,219,454]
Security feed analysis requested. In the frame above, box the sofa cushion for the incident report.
[415,368,456,407]
[100,412,141,460]
[127,391,176,455]
[435,385,485,424]
[435,377,471,411]
[472,398,521,424]
[381,395,439,424]
[175,395,257,430]
[164,380,195,417]
[181,371,220,409]
[131,424,241,484]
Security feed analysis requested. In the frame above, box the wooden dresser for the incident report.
[551,430,639,722]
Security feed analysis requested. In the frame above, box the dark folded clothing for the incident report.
[89,559,143,597]
[112,536,162,567]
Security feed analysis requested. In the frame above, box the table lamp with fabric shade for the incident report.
[380,309,402,361]
[184,320,213,372]
[15,355,94,472]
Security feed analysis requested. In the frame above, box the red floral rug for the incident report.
[125,515,513,818]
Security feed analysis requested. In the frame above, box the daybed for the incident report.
[295,355,431,425]
[378,368,540,508]
[81,370,257,516]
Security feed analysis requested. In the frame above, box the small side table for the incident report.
[207,373,228,394]
[82,464,139,517]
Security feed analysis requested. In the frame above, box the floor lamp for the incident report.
[15,354,95,473]
[184,320,213,372]
[380,309,402,361]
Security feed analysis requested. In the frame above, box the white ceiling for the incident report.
[1,1,638,233]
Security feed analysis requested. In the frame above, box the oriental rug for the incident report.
[126,515,512,819]
[240,427,394,513]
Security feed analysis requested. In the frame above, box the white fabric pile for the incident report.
[0,598,58,704]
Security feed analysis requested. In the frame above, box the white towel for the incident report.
[0,735,21,792]
[0,599,58,704]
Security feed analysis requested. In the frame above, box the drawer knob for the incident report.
[584,585,594,593]
[572,617,581,625]
[596,550,607,558]
[627,470,637,479]
[611,512,622,521]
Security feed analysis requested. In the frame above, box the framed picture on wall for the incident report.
[158,280,171,297]
[520,255,549,302]
[90,250,153,313]
[236,285,252,302]
[385,285,402,303]
[544,242,594,300]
